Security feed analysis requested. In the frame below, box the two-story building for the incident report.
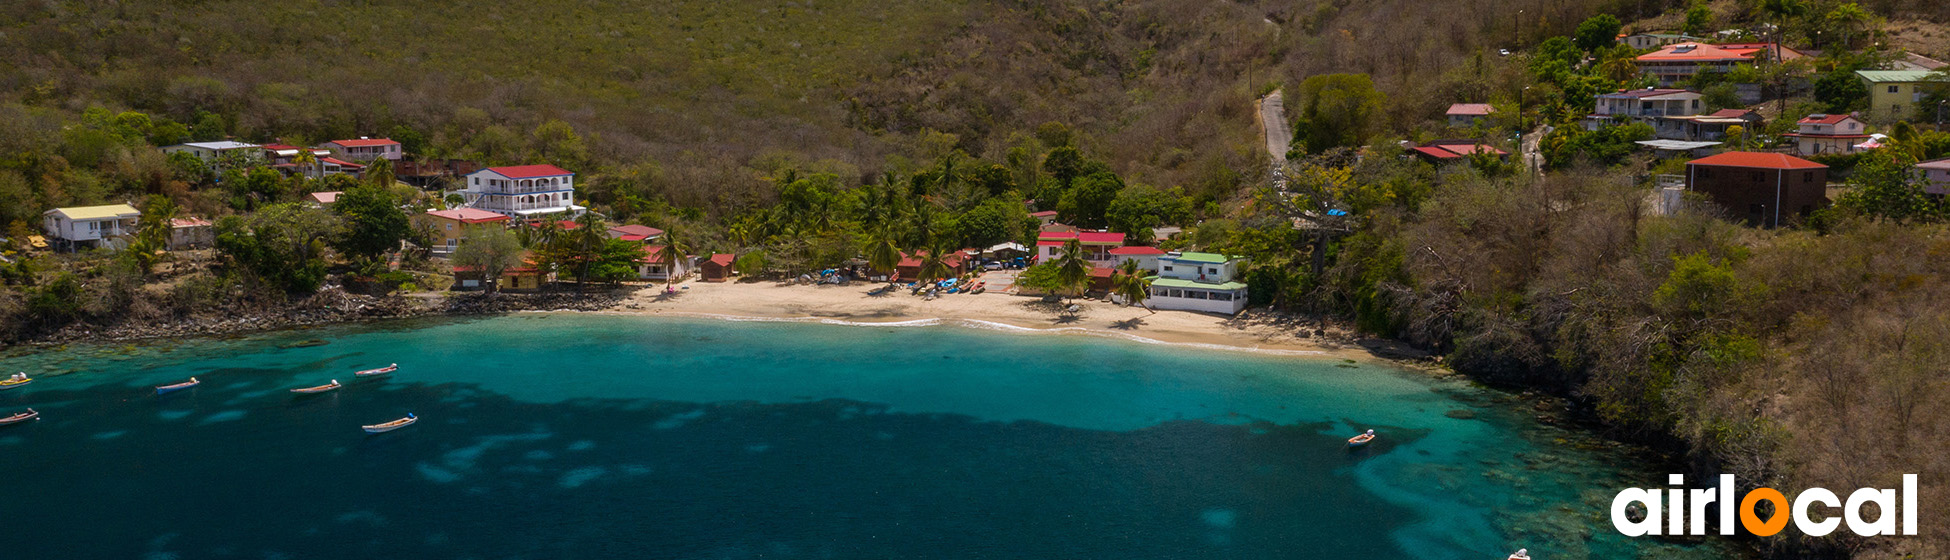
[1684,152,1829,227]
[1036,231,1126,265]
[1856,70,1946,122]
[1656,108,1764,141]
[1619,33,1705,50]
[1781,113,1870,156]
[317,138,404,162]
[1584,88,1704,130]
[43,204,141,251]
[1145,252,1249,315]
[462,165,584,218]
[1635,44,1760,86]
[413,208,512,256]
[1919,158,1950,197]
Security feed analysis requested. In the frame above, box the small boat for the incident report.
[0,373,31,391]
[970,282,987,294]
[363,413,417,434]
[1508,549,1531,560]
[354,364,398,378]
[1347,429,1376,447]
[0,409,38,426]
[155,377,200,395]
[290,380,342,394]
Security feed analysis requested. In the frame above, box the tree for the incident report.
[214,204,339,293]
[1294,74,1387,153]
[655,226,693,292]
[1824,3,1874,50]
[1111,258,1153,313]
[1834,150,1942,222]
[1052,237,1092,301]
[1573,14,1622,52]
[453,227,523,294]
[1106,185,1190,241]
[292,147,320,180]
[129,195,179,274]
[364,157,396,188]
[1683,2,1714,36]
[1056,171,1124,229]
[864,225,903,284]
[1813,70,1868,114]
[331,182,411,260]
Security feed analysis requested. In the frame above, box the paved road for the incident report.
[1520,127,1545,177]
[1259,90,1290,165]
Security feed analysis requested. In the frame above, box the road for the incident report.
[1258,89,1290,188]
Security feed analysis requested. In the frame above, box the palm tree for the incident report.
[914,239,955,288]
[293,148,321,180]
[1111,258,1153,313]
[656,226,692,293]
[1825,2,1871,50]
[365,157,397,188]
[865,224,903,285]
[568,211,610,293]
[1052,237,1092,302]
[1757,0,1807,62]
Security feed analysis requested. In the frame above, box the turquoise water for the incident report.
[0,314,1744,559]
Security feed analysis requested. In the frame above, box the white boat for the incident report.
[1508,548,1531,560]
[290,380,342,394]
[155,377,200,395]
[363,414,417,434]
[354,364,398,377]
[1347,429,1376,447]
[0,409,38,426]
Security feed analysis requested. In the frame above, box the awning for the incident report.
[985,242,1028,253]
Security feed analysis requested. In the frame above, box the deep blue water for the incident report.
[0,314,1744,559]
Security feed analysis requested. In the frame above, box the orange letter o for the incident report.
[1741,488,1790,536]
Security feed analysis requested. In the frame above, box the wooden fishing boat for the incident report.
[290,380,342,394]
[0,375,31,391]
[1507,549,1531,560]
[155,377,200,395]
[353,364,397,378]
[363,414,417,434]
[0,409,38,426]
[1347,429,1376,447]
[969,282,987,294]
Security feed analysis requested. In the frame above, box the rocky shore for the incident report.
[20,289,632,346]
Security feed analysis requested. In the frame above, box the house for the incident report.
[1918,158,1950,196]
[160,141,262,163]
[608,224,664,242]
[1035,231,1126,264]
[1781,114,1870,156]
[1684,152,1829,227]
[1585,88,1705,130]
[317,138,403,162]
[1029,210,1060,226]
[305,191,342,208]
[42,204,140,251]
[1106,245,1166,271]
[1407,140,1509,163]
[262,144,332,166]
[452,261,547,292]
[1635,44,1765,86]
[1856,70,1947,122]
[461,165,584,218]
[167,217,214,250]
[318,157,365,178]
[1147,252,1249,315]
[636,245,694,281]
[1655,108,1763,141]
[1620,33,1706,50]
[700,253,737,282]
[1039,222,1080,233]
[413,208,511,256]
[894,250,969,281]
[1445,103,1496,128]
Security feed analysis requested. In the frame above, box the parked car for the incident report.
[983,261,1004,271]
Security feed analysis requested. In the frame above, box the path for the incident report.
[1257,89,1290,189]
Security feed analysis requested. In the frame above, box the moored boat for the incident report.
[970,282,987,294]
[1508,548,1531,560]
[0,372,31,391]
[363,413,417,434]
[354,364,398,377]
[1347,429,1376,447]
[290,380,342,394]
[0,409,38,426]
[155,377,200,395]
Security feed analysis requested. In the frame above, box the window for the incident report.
[473,177,480,185]
[1889,85,1900,94]
[1207,268,1219,274]
[1162,266,1173,272]
[1803,172,1813,182]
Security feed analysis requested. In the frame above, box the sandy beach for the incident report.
[608,271,1371,359]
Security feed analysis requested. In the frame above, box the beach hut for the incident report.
[700,253,737,282]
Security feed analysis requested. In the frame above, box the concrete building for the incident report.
[1685,152,1829,227]
[42,204,140,251]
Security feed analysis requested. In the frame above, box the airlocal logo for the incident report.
[1612,474,1919,537]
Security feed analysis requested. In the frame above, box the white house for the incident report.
[1781,113,1870,156]
[160,141,262,162]
[1106,245,1166,271]
[317,138,403,162]
[1146,252,1249,315]
[1036,231,1125,265]
[43,204,141,251]
[461,165,584,218]
[636,245,694,281]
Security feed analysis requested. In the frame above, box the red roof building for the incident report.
[424,208,513,224]
[1685,152,1829,227]
[1782,114,1870,156]
[1446,103,1496,128]
[480,164,573,179]
[1634,43,1789,85]
[1409,140,1510,163]
[609,225,665,241]
[700,253,737,282]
